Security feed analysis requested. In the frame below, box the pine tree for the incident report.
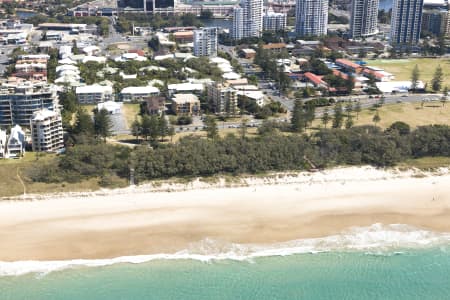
[431,65,444,92]
[291,100,306,132]
[345,115,354,129]
[94,108,112,141]
[332,103,344,129]
[131,118,141,143]
[321,109,330,128]
[204,116,219,139]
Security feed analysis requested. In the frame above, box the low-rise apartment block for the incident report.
[171,94,200,115]
[76,84,113,104]
[207,82,239,115]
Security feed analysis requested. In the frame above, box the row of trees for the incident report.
[27,124,450,185]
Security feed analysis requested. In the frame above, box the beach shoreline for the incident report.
[0,166,450,262]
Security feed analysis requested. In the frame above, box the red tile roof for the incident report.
[335,59,362,70]
[304,72,326,86]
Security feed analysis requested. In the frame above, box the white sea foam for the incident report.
[1,223,450,277]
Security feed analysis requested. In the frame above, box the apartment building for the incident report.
[232,0,263,39]
[6,125,25,158]
[0,83,59,127]
[76,84,114,104]
[390,0,424,47]
[171,94,200,115]
[207,82,239,115]
[193,27,218,57]
[295,0,328,36]
[263,10,287,32]
[350,0,380,38]
[30,109,64,153]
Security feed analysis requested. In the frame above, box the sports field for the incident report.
[369,58,450,89]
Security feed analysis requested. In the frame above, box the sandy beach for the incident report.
[0,166,449,261]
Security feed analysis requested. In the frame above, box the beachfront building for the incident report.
[263,10,287,32]
[207,82,239,115]
[295,0,328,36]
[0,83,59,127]
[390,0,424,48]
[30,109,64,153]
[171,94,200,115]
[120,86,160,102]
[350,0,380,38]
[6,125,25,158]
[232,0,263,39]
[193,27,218,57]
[75,84,114,104]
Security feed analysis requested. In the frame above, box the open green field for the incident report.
[354,101,450,128]
[314,101,450,129]
[369,58,450,88]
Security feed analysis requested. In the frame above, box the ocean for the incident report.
[1,224,450,299]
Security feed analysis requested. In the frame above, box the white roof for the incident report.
[140,66,167,72]
[168,83,204,92]
[237,90,265,100]
[222,72,241,80]
[376,81,425,93]
[82,45,100,54]
[76,84,112,94]
[32,109,59,121]
[58,58,76,65]
[82,56,106,64]
[121,86,160,94]
[210,57,230,65]
[154,54,174,61]
[56,64,79,72]
[172,93,199,104]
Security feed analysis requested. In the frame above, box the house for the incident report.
[239,48,256,59]
[6,124,25,158]
[0,128,6,158]
[120,86,160,102]
[171,94,200,115]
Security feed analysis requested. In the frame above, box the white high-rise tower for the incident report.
[231,0,263,39]
[295,0,328,36]
[350,0,380,38]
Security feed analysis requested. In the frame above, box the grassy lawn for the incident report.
[369,58,450,88]
[122,103,140,128]
[354,102,450,128]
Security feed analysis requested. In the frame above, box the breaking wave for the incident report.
[1,223,450,277]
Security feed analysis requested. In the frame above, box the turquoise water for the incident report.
[2,248,450,300]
